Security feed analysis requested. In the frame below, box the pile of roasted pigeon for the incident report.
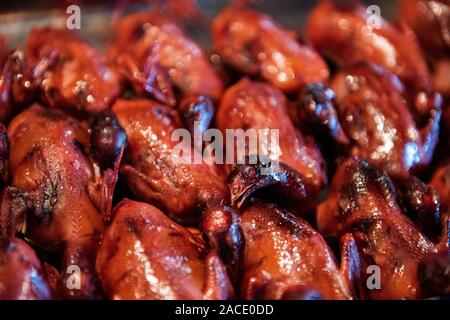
[0,0,449,300]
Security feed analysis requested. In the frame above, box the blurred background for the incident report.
[0,0,399,49]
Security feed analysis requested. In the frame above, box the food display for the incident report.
[0,0,449,300]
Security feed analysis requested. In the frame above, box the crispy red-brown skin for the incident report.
[112,99,228,224]
[216,78,326,196]
[400,0,450,97]
[212,6,329,93]
[25,28,121,116]
[239,201,354,300]
[0,238,52,300]
[0,37,6,67]
[317,157,444,299]
[306,1,431,92]
[96,199,233,300]
[110,12,223,101]
[6,104,104,298]
[331,64,440,175]
[7,104,103,249]
[400,0,450,56]
[430,162,450,211]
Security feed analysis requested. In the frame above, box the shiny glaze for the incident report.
[307,1,431,93]
[178,94,215,140]
[0,237,52,300]
[96,199,233,300]
[400,0,450,98]
[110,12,223,104]
[212,6,329,93]
[331,64,441,175]
[25,28,121,116]
[5,104,105,298]
[113,98,228,224]
[297,82,350,146]
[239,201,359,300]
[228,156,308,209]
[400,0,450,56]
[430,162,450,211]
[0,2,447,302]
[317,157,448,299]
[393,175,441,240]
[216,78,326,198]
